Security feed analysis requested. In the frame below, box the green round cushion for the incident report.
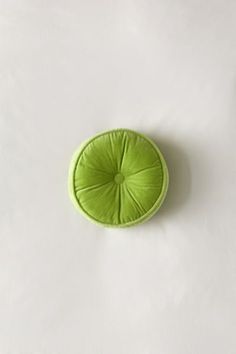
[69,129,169,227]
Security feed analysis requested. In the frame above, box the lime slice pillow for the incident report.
[68,129,169,227]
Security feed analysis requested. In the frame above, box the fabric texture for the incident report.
[69,129,169,227]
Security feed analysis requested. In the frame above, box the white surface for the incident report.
[1,1,236,353]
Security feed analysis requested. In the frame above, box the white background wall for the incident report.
[0,1,236,353]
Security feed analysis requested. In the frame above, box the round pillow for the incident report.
[68,129,169,227]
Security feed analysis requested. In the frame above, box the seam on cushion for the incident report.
[75,180,113,193]
[119,132,128,171]
[125,184,147,215]
[127,171,163,190]
[78,183,116,207]
[118,184,121,224]
[81,164,114,176]
[126,180,163,189]
[108,133,117,170]
[126,161,161,177]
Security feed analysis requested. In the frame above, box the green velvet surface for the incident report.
[69,129,169,227]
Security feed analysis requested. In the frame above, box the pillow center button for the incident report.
[114,173,124,184]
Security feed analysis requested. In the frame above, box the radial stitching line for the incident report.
[107,133,117,171]
[75,180,113,193]
[82,164,114,176]
[125,185,147,215]
[118,184,121,224]
[119,133,128,171]
[126,161,161,177]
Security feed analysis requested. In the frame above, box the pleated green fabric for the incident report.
[69,129,169,227]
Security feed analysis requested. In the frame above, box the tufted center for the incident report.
[114,173,124,184]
